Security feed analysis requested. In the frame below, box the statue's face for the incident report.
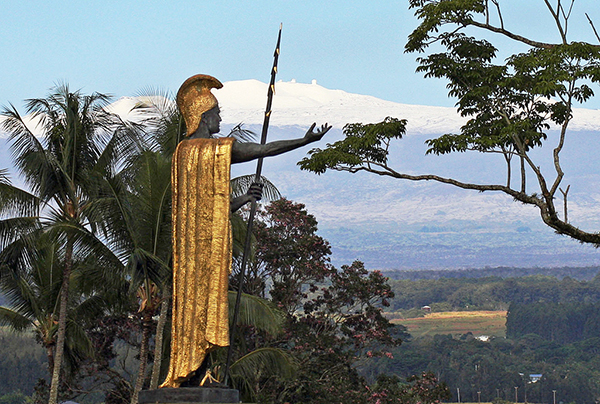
[203,107,221,135]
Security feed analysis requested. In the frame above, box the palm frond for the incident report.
[0,168,9,184]
[132,87,183,157]
[0,217,41,250]
[0,306,34,331]
[230,175,281,202]
[226,124,257,143]
[229,347,297,381]
[126,248,170,291]
[0,182,40,218]
[228,292,285,336]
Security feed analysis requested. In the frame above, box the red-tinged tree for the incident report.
[366,373,451,404]
[250,199,405,403]
[252,198,333,313]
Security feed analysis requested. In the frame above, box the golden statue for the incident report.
[161,74,331,388]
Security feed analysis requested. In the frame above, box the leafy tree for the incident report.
[248,199,403,403]
[299,1,600,246]
[252,198,333,312]
[367,372,451,404]
[0,391,33,404]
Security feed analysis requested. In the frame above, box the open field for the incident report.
[390,310,507,338]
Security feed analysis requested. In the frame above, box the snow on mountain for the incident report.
[217,79,600,134]
[216,79,468,135]
[2,78,600,136]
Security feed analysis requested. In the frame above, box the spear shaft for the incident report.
[223,24,282,385]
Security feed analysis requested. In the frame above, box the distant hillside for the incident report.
[3,80,600,270]
[383,266,600,281]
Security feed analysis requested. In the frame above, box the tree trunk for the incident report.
[149,298,169,389]
[48,239,73,404]
[131,309,153,404]
[46,346,55,376]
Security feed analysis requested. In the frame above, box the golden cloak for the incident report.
[161,137,234,388]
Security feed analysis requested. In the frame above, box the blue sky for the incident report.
[2,1,600,109]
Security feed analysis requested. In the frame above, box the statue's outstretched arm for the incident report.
[231,123,331,164]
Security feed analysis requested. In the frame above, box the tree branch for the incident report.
[586,13,600,43]
[467,20,559,49]
[490,0,504,29]
[544,0,568,43]
[333,162,600,246]
[559,185,570,223]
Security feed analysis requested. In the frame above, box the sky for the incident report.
[2,1,600,111]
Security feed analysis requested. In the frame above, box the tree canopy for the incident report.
[299,0,600,246]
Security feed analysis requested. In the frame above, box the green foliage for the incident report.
[406,0,486,53]
[507,302,600,343]
[0,330,47,397]
[0,391,33,404]
[389,274,600,311]
[298,117,406,174]
[365,330,600,404]
[245,200,406,403]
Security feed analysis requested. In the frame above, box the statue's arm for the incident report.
[230,183,263,213]
[231,123,331,164]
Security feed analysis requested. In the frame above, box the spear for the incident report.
[223,24,282,385]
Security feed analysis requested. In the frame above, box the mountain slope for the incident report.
[2,79,600,269]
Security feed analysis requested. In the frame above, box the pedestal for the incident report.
[138,387,240,404]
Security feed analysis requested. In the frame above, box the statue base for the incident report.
[138,387,240,404]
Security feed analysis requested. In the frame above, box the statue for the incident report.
[160,74,330,388]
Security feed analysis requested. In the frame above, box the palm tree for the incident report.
[97,147,172,404]
[0,233,103,379]
[0,84,139,404]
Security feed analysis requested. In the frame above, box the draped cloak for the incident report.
[161,137,234,388]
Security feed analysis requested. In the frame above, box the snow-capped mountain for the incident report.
[2,79,600,270]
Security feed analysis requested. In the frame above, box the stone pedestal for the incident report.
[138,387,240,404]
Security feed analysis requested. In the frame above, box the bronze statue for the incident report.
[161,74,330,388]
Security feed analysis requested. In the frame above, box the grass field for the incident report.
[390,311,507,338]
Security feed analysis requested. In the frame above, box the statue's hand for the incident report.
[304,123,332,143]
[246,182,263,202]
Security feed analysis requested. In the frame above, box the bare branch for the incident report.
[501,145,513,188]
[335,162,600,245]
[550,119,570,196]
[559,0,576,35]
[560,185,570,223]
[490,0,504,29]
[520,156,526,193]
[342,161,538,206]
[544,0,568,43]
[586,13,600,44]
[550,82,574,196]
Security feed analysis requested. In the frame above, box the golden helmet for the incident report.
[176,74,223,136]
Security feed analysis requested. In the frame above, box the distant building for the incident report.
[421,305,431,312]
[529,374,543,383]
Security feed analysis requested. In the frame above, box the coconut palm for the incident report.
[96,147,172,404]
[0,233,105,378]
[0,84,140,404]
